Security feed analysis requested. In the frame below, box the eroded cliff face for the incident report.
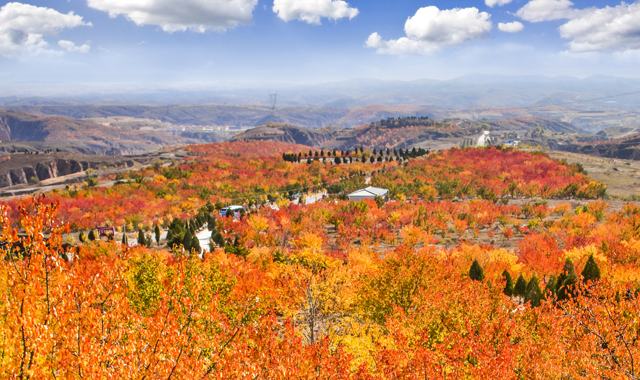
[0,158,135,188]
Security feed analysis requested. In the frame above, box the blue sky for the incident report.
[1,0,640,89]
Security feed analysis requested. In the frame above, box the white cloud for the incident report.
[87,0,258,32]
[58,40,90,53]
[0,2,90,57]
[516,0,577,22]
[273,0,358,25]
[366,6,491,55]
[485,0,513,7]
[559,3,640,53]
[498,21,524,33]
[365,32,440,55]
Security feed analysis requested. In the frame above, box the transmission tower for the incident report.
[269,91,278,111]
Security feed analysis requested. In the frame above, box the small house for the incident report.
[347,186,389,202]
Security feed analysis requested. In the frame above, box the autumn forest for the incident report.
[1,141,638,379]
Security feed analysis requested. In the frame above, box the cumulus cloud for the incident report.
[58,40,90,53]
[366,6,491,55]
[0,2,90,57]
[485,0,513,7]
[560,2,640,53]
[87,0,258,32]
[516,0,578,22]
[498,21,524,33]
[273,0,358,25]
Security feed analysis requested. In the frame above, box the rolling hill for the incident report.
[0,111,232,155]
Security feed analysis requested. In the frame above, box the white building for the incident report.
[347,186,389,202]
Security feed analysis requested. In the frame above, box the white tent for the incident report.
[347,186,389,202]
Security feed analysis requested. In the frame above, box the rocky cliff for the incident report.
[0,153,136,188]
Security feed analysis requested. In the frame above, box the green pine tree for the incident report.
[525,275,542,307]
[502,269,514,297]
[154,224,161,245]
[208,214,217,231]
[167,218,185,248]
[543,275,558,299]
[581,255,601,282]
[557,259,578,301]
[213,232,225,248]
[183,228,193,252]
[514,274,527,298]
[469,259,485,281]
[191,235,201,255]
[88,230,96,241]
[122,232,128,246]
[138,229,145,247]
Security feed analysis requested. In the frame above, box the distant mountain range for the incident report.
[3,75,640,111]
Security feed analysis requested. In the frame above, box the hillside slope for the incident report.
[558,134,640,160]
[452,116,586,134]
[0,111,232,155]
[231,116,583,151]
[230,124,347,146]
[231,120,465,150]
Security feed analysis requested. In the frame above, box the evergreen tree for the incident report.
[167,218,185,248]
[369,156,375,163]
[138,229,145,247]
[581,255,601,282]
[191,235,201,255]
[514,274,527,298]
[122,232,128,246]
[469,259,485,281]
[525,275,542,307]
[544,275,558,299]
[335,157,341,164]
[154,224,161,245]
[183,228,193,252]
[320,149,324,156]
[88,230,96,241]
[208,214,217,230]
[373,148,377,155]
[557,259,578,301]
[502,269,514,297]
[213,232,225,248]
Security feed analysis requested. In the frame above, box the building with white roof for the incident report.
[347,186,389,202]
